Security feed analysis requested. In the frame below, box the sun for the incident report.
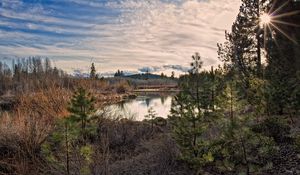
[260,13,271,27]
[259,1,300,44]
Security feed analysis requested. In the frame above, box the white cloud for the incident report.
[93,0,241,69]
[0,0,241,75]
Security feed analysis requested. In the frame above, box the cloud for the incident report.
[0,0,241,74]
[138,66,162,73]
[138,64,191,75]
[163,65,190,72]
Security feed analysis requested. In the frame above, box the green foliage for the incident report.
[114,69,124,77]
[80,145,94,162]
[153,117,167,127]
[289,71,300,113]
[90,63,96,79]
[252,117,291,143]
[41,88,97,174]
[211,114,277,174]
[160,72,166,78]
[264,1,300,115]
[170,55,219,168]
[171,71,175,79]
[145,107,158,130]
[172,52,278,174]
[41,142,57,163]
[145,107,157,120]
[202,152,214,162]
[80,144,94,175]
[170,87,208,167]
[68,87,96,141]
[295,135,300,151]
[190,52,203,74]
[42,119,96,174]
[247,77,267,114]
[216,79,239,113]
[210,1,300,174]
[213,76,276,174]
[41,120,75,174]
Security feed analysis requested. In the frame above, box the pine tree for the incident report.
[171,71,175,79]
[90,63,96,79]
[264,0,300,115]
[217,0,273,109]
[169,54,215,167]
[114,70,124,77]
[218,0,270,87]
[41,114,95,175]
[208,73,276,174]
[169,92,210,166]
[190,52,202,74]
[144,107,157,130]
[68,87,96,142]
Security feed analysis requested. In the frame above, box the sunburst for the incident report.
[260,13,272,27]
[259,1,300,45]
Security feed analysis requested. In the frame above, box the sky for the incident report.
[0,0,241,76]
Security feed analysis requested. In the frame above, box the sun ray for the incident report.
[265,24,283,59]
[260,0,300,48]
[263,21,274,50]
[263,22,267,49]
[272,19,300,27]
[270,0,290,16]
[268,0,277,14]
[272,10,300,19]
[270,23,298,44]
[267,24,288,62]
[266,24,273,41]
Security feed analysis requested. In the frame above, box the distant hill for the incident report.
[124,73,163,80]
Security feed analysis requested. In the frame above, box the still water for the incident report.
[105,93,174,121]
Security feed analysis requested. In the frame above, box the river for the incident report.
[104,92,175,121]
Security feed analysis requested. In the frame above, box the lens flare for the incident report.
[260,13,271,27]
[259,2,300,44]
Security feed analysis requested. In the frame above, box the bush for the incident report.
[115,81,131,94]
[295,135,300,151]
[252,117,291,143]
[0,88,70,175]
[153,117,167,127]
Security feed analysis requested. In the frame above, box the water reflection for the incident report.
[106,94,174,121]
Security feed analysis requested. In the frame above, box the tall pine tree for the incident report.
[68,87,96,142]
[265,0,300,115]
[90,63,96,79]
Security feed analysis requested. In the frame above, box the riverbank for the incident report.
[94,92,137,106]
[94,88,178,106]
[132,88,180,93]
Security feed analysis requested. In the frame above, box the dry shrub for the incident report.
[89,113,182,175]
[1,90,183,175]
[91,130,111,175]
[108,134,182,175]
[0,87,70,174]
[115,81,131,94]
[69,78,110,94]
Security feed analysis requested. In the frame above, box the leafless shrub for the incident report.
[115,81,131,94]
[0,87,70,174]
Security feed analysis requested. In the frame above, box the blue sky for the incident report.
[0,0,240,76]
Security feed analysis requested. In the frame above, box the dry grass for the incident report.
[0,87,70,174]
[0,83,185,175]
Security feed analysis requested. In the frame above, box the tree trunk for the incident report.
[65,123,70,175]
[241,138,250,175]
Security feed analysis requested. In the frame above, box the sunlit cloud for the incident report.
[0,0,241,75]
